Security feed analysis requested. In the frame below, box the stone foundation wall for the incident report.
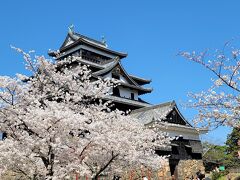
[176,160,205,180]
[157,161,171,179]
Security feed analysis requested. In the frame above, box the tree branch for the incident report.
[93,152,119,179]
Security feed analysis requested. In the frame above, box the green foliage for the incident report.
[202,141,238,171]
[211,170,229,180]
[203,127,240,170]
[203,142,227,163]
[226,127,240,168]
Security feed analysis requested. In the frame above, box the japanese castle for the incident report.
[49,27,207,177]
[49,27,152,111]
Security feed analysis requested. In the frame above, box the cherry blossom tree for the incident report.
[180,42,240,128]
[180,41,240,157]
[0,48,170,179]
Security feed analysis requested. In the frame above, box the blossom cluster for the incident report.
[180,42,240,128]
[0,49,170,179]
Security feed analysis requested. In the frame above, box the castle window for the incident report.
[113,87,120,96]
[131,93,135,100]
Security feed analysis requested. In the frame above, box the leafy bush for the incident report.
[212,170,229,180]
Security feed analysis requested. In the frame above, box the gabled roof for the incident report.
[54,55,152,95]
[131,101,193,127]
[93,58,139,86]
[60,31,106,49]
[92,59,152,94]
[92,57,120,76]
[50,30,128,59]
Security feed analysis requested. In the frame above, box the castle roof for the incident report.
[49,30,127,59]
[92,57,152,94]
[49,27,153,108]
[131,101,192,126]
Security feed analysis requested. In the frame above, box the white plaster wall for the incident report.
[103,73,139,100]
[119,87,138,100]
[103,73,113,95]
[158,128,200,141]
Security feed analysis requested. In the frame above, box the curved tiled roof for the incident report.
[55,31,128,59]
[92,59,153,94]
[131,101,192,126]
[92,58,140,87]
[129,74,152,85]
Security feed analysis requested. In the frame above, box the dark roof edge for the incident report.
[129,74,152,83]
[57,32,128,58]
[74,32,106,46]
[93,60,141,87]
[119,82,153,93]
[131,100,194,127]
[172,104,193,127]
[131,101,175,114]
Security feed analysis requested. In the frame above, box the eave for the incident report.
[92,57,120,76]
[149,121,199,133]
[131,101,174,114]
[58,33,128,59]
[72,32,106,47]
[131,101,195,127]
[92,60,152,95]
[104,95,151,108]
[119,82,153,95]
[147,121,204,141]
[92,74,152,95]
[93,60,141,87]
[129,74,152,85]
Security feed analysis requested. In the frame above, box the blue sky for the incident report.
[1,0,239,145]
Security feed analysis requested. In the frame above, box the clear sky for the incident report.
[1,0,239,145]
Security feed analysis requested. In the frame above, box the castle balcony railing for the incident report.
[82,55,101,64]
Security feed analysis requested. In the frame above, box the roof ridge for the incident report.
[57,31,128,59]
[131,101,175,114]
[73,32,106,46]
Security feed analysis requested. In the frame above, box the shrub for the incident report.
[212,170,229,180]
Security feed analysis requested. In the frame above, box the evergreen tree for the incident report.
[226,127,240,167]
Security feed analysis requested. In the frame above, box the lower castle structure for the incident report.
[48,27,207,179]
[131,102,206,178]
